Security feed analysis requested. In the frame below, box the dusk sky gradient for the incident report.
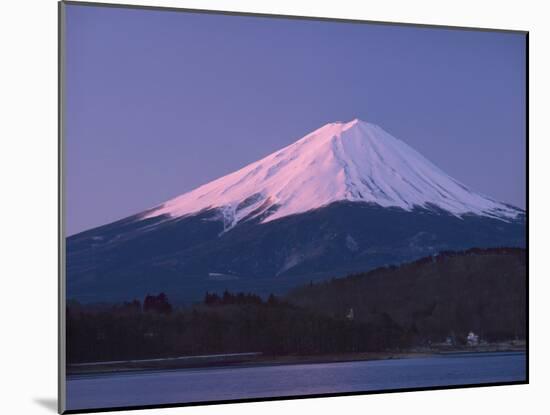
[65,4,526,236]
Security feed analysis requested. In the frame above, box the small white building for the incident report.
[467,331,479,346]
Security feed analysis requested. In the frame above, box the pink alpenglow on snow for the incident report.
[144,119,522,229]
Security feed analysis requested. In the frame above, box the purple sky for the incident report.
[65,4,526,236]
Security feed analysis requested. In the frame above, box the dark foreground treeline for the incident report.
[67,247,526,364]
[67,291,404,364]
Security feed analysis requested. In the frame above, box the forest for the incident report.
[66,247,526,364]
[67,291,404,363]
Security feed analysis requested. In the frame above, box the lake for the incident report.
[66,352,526,411]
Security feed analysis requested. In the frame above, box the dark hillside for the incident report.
[288,248,526,343]
[67,202,525,304]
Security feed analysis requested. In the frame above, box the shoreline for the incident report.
[67,345,526,377]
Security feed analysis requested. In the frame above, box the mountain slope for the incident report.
[144,119,521,230]
[67,202,525,303]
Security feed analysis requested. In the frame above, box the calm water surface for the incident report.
[66,352,526,411]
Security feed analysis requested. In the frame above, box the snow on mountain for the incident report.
[143,119,522,229]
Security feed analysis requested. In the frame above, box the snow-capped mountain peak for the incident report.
[143,119,522,228]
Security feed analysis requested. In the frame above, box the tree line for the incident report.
[66,291,407,364]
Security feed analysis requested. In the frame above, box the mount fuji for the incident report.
[67,119,525,303]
